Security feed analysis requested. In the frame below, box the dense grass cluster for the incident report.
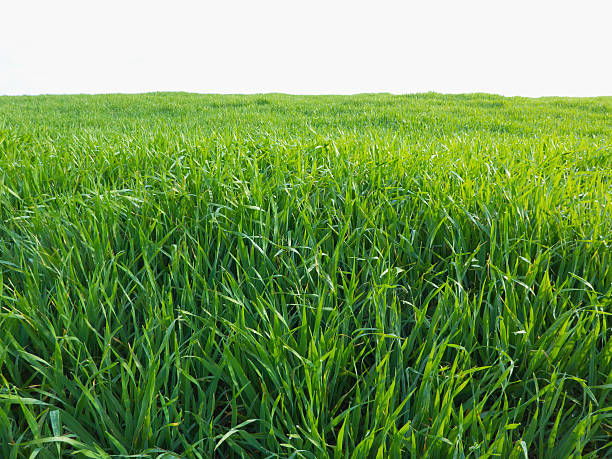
[0,93,611,457]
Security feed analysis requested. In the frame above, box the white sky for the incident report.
[1,0,611,97]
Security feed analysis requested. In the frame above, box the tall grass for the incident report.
[0,93,611,457]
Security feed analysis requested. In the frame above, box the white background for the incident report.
[1,0,611,96]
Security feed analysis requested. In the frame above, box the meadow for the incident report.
[0,93,611,457]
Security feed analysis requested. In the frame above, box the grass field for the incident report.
[0,93,611,458]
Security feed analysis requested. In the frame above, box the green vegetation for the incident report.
[0,93,611,457]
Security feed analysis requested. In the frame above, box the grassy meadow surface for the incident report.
[0,93,611,457]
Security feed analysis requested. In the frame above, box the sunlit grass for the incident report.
[0,93,611,457]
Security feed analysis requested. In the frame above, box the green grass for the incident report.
[0,93,611,458]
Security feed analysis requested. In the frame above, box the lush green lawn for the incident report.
[0,93,611,458]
